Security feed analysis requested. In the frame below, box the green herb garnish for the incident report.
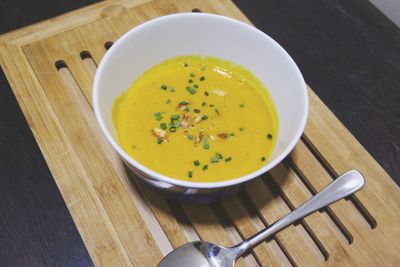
[230,133,235,136]
[170,86,175,92]
[261,157,266,162]
[186,86,196,95]
[190,73,195,78]
[267,133,273,140]
[239,127,245,132]
[154,112,163,121]
[188,171,193,178]
[161,84,167,90]
[194,84,199,89]
[203,137,209,149]
[239,104,245,108]
[194,160,200,166]
[160,123,167,130]
[211,153,223,163]
[200,76,205,81]
[183,63,188,67]
[188,134,193,140]
[202,165,208,171]
[215,108,220,115]
[169,126,177,133]
[209,104,214,107]
[193,109,201,113]
[204,91,209,96]
[165,99,171,104]
[180,101,189,105]
[202,115,208,120]
[200,65,206,71]
[225,157,232,162]
[171,114,180,121]
[201,102,207,107]
[188,79,193,83]
[157,139,163,144]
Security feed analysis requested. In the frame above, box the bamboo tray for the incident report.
[1,0,399,266]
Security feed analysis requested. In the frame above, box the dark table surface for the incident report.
[0,0,399,266]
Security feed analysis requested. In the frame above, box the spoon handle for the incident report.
[232,170,364,258]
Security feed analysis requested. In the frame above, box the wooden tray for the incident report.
[1,0,399,266]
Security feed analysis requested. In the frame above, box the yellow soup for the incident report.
[113,56,278,182]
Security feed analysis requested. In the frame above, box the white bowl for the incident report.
[93,13,308,195]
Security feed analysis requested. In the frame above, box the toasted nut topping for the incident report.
[151,128,168,142]
[212,89,226,96]
[193,115,202,124]
[195,129,204,144]
[181,114,190,129]
[218,133,228,139]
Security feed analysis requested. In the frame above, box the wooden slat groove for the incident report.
[220,196,292,267]
[286,156,354,244]
[301,135,377,229]
[246,177,324,266]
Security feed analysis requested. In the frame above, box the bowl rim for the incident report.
[93,12,308,189]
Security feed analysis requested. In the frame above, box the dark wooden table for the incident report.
[0,0,399,266]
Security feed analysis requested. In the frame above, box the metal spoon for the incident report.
[158,170,364,267]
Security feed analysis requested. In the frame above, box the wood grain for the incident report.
[1,0,399,266]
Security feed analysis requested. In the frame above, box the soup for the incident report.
[113,56,278,182]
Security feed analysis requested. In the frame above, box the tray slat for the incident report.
[1,0,399,266]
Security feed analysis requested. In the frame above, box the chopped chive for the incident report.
[169,126,177,132]
[184,107,190,112]
[186,86,196,95]
[194,84,199,89]
[203,137,209,149]
[261,157,266,162]
[202,165,208,171]
[193,108,201,113]
[175,121,181,128]
[267,133,273,140]
[194,160,200,166]
[211,153,223,163]
[183,63,188,67]
[201,102,207,107]
[204,91,209,96]
[165,99,171,104]
[199,76,205,81]
[161,84,167,90]
[209,104,214,107]
[202,115,208,120]
[230,133,235,136]
[239,104,245,108]
[157,139,163,144]
[188,79,193,83]
[171,114,180,121]
[200,65,206,71]
[180,101,189,105]
[239,127,245,132]
[160,123,167,130]
[188,134,193,140]
[225,157,232,162]
[215,108,220,115]
[188,170,193,178]
[170,86,175,92]
[190,73,195,78]
[154,112,163,121]
[211,157,219,163]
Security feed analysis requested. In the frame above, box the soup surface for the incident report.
[113,56,278,182]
